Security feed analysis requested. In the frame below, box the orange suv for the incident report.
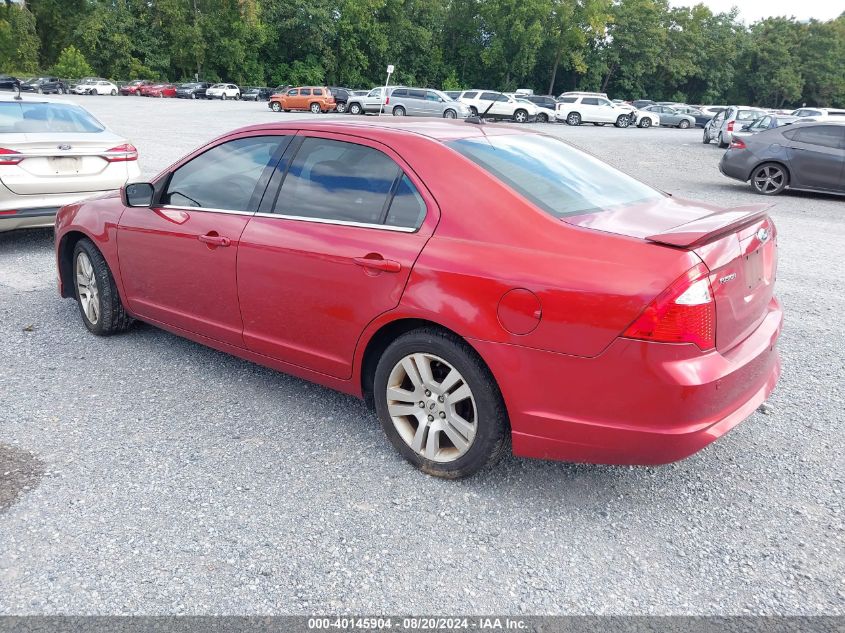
[269,87,336,113]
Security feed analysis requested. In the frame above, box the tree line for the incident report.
[3,0,844,107]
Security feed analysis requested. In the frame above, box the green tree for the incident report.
[799,16,845,107]
[0,3,40,74]
[742,17,804,107]
[51,45,94,79]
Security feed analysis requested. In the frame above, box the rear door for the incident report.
[784,125,845,191]
[407,89,427,116]
[117,134,290,346]
[236,132,438,378]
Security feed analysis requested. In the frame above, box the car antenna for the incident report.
[466,95,497,124]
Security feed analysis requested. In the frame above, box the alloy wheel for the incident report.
[385,353,477,463]
[444,109,456,119]
[75,252,100,325]
[753,165,786,194]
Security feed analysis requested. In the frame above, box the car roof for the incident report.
[0,93,76,106]
[232,119,532,143]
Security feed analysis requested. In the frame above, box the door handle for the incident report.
[198,233,231,247]
[353,256,402,273]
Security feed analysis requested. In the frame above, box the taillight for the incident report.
[623,263,716,351]
[104,143,138,162]
[0,148,23,165]
[730,138,746,149]
[727,121,735,132]
[385,97,390,105]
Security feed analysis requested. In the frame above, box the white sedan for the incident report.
[0,94,140,232]
[633,109,660,128]
[72,79,119,96]
[514,98,556,123]
[206,83,241,100]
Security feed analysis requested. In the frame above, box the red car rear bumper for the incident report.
[473,296,783,465]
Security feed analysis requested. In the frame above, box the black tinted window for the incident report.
[392,88,408,97]
[313,88,323,96]
[300,88,312,96]
[559,97,576,103]
[274,138,400,225]
[480,92,499,101]
[462,91,478,99]
[409,89,426,99]
[448,135,661,217]
[582,98,599,105]
[385,175,426,229]
[794,126,844,149]
[164,136,284,211]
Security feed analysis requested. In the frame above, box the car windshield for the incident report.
[447,134,662,217]
[0,102,105,133]
[181,83,200,88]
[211,84,225,89]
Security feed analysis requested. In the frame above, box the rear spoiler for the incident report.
[645,203,773,248]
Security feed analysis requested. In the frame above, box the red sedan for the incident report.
[54,120,782,478]
[120,80,150,96]
[146,83,177,98]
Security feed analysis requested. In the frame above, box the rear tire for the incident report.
[349,102,363,115]
[469,106,478,116]
[537,113,549,123]
[717,132,728,148]
[513,109,528,123]
[72,238,133,336]
[751,163,789,196]
[221,94,227,101]
[679,119,690,129]
[336,102,347,113]
[392,105,406,116]
[373,328,510,479]
[310,102,321,114]
[443,109,457,119]
[566,112,581,126]
[702,128,711,143]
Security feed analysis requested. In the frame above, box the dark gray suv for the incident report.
[719,121,845,196]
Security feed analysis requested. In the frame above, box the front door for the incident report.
[786,125,845,191]
[237,132,437,379]
[117,134,289,346]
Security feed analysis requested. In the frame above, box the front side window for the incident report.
[273,137,425,229]
[163,136,285,211]
[447,134,662,218]
[288,89,299,96]
[392,88,408,97]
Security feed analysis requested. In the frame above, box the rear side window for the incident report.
[163,136,285,211]
[313,88,323,96]
[462,91,478,99]
[558,97,576,103]
[447,134,662,217]
[409,89,426,99]
[0,102,105,133]
[792,126,844,149]
[582,98,600,105]
[392,88,408,97]
[480,92,499,101]
[301,88,312,96]
[273,137,425,228]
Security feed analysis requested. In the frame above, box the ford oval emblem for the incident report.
[756,227,769,242]
[57,144,72,151]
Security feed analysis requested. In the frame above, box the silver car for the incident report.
[387,87,470,119]
[704,106,767,147]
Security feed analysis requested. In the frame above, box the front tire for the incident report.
[374,329,509,478]
[221,94,227,101]
[639,118,651,128]
[443,109,457,119]
[537,113,549,123]
[336,102,347,113]
[566,112,581,126]
[191,92,196,100]
[72,239,133,336]
[271,101,281,112]
[751,163,789,195]
[702,128,711,143]
[615,115,630,128]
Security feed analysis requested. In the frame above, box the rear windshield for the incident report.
[446,134,661,217]
[0,102,105,133]
[737,110,766,121]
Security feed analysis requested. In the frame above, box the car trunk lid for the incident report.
[567,196,778,353]
[0,133,129,194]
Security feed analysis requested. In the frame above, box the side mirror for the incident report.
[124,182,155,207]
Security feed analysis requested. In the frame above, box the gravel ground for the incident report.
[0,96,843,615]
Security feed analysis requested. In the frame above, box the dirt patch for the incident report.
[0,443,44,513]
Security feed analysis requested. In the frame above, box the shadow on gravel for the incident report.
[0,443,44,513]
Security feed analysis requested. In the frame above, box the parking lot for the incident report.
[0,95,843,615]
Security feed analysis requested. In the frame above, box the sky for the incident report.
[669,0,844,23]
